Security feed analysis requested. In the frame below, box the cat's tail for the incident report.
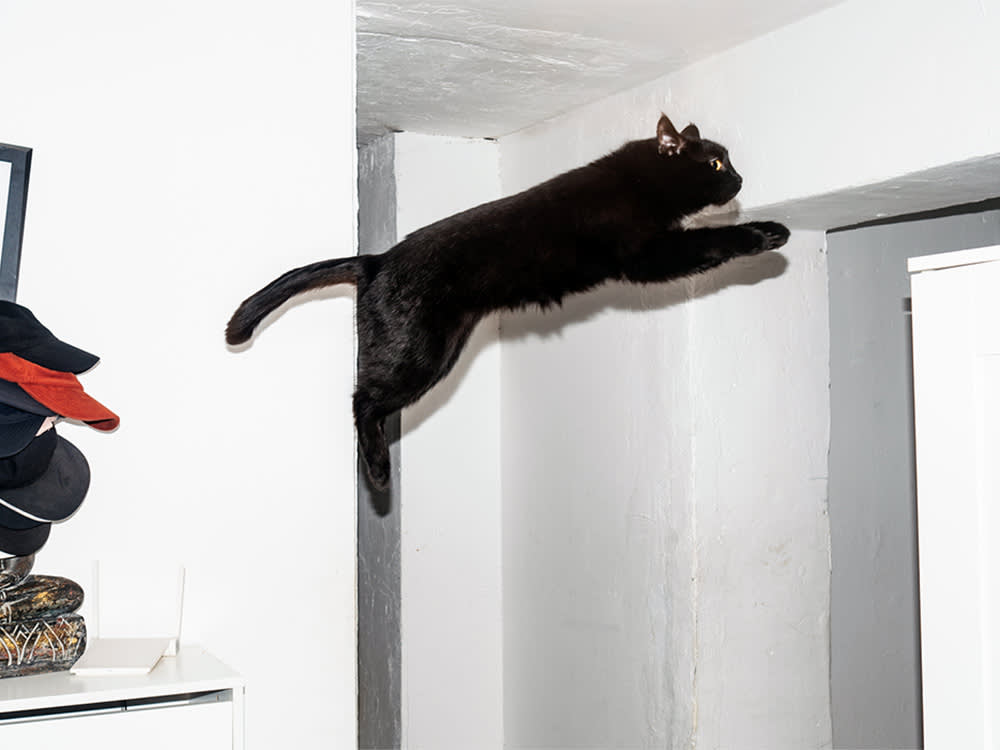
[225,256,365,345]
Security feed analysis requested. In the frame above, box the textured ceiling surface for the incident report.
[357,0,845,144]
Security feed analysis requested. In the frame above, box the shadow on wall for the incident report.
[502,249,789,341]
[405,248,788,437]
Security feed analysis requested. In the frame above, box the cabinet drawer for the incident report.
[0,696,233,747]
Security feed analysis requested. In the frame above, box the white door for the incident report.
[909,247,1000,750]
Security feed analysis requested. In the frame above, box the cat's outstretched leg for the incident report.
[621,222,789,283]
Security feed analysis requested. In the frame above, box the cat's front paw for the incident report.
[743,221,790,252]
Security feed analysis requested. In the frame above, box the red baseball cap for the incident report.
[0,353,118,431]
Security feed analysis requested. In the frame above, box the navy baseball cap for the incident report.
[0,301,99,374]
[0,403,49,458]
[0,377,57,416]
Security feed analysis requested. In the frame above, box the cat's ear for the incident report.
[680,123,701,142]
[657,113,686,156]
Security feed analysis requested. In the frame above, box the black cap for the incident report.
[0,377,57,417]
[0,301,99,374]
[0,403,48,457]
[0,522,50,556]
[0,427,56,488]
[0,430,89,525]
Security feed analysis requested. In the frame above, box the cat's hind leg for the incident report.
[353,365,437,491]
[353,369,440,490]
[353,389,394,491]
[353,307,479,490]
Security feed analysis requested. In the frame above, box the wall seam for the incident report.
[686,278,700,750]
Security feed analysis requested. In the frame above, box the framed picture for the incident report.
[0,144,32,302]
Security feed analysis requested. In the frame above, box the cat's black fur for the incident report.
[226,114,790,491]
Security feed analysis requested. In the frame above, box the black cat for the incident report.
[226,114,789,490]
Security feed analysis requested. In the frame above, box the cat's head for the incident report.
[656,114,742,206]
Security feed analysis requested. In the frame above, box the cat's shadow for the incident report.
[402,249,789,437]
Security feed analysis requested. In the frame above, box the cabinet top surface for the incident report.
[908,244,1000,273]
[0,646,243,714]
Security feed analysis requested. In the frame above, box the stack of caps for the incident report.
[0,302,118,558]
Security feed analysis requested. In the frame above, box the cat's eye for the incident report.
[709,158,724,172]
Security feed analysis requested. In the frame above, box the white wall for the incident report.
[687,237,831,749]
[0,2,358,748]
[499,227,830,748]
[501,276,700,748]
[497,1,1000,746]
[393,133,504,749]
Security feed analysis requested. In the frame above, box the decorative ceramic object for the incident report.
[0,556,87,678]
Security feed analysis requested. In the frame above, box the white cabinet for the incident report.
[0,646,244,748]
[909,246,1000,750]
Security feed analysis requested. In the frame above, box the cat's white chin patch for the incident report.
[682,199,742,229]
